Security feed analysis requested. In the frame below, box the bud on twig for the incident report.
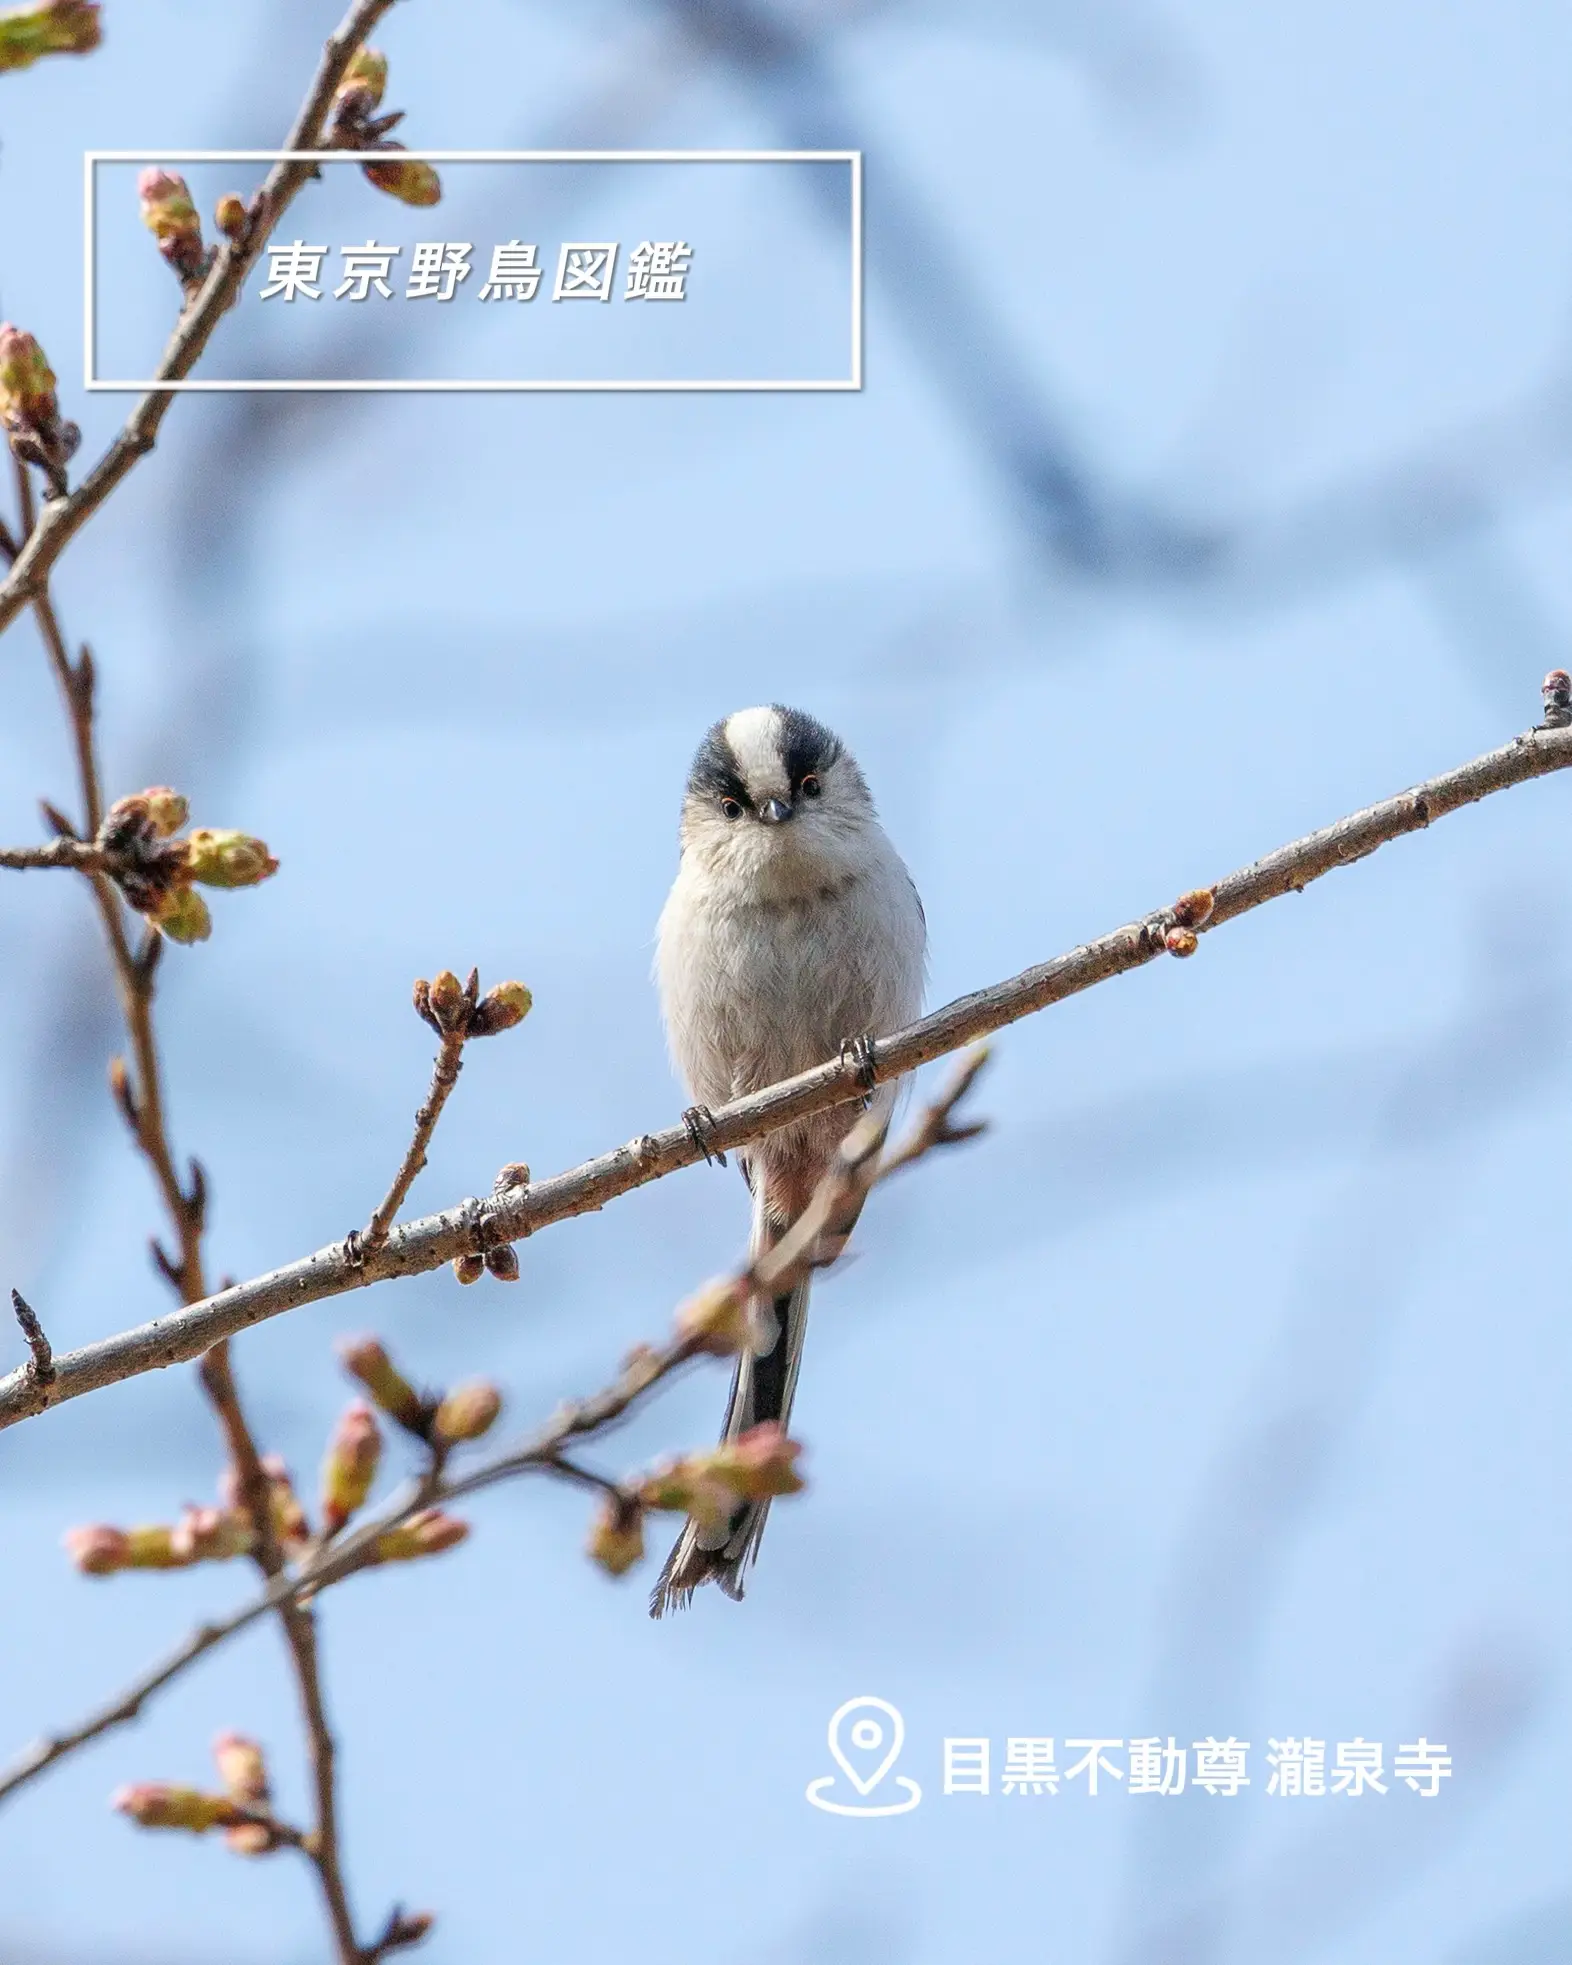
[674,1277,753,1355]
[0,322,79,495]
[63,1525,131,1575]
[214,194,247,241]
[182,827,279,888]
[1171,887,1216,930]
[137,168,211,289]
[484,1243,519,1282]
[212,1731,269,1808]
[362,151,443,208]
[1542,669,1572,729]
[452,1252,485,1285]
[112,1782,241,1834]
[372,1508,469,1563]
[1164,925,1198,957]
[151,884,212,945]
[704,1422,805,1501]
[220,1453,311,1549]
[334,45,388,113]
[635,1460,736,1536]
[431,1380,502,1444]
[467,980,532,1037]
[337,1334,428,1435]
[587,1496,645,1576]
[169,1504,254,1564]
[0,1,101,72]
[320,1402,382,1534]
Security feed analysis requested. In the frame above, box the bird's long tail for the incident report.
[650,1183,810,1616]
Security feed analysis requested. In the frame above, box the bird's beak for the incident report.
[758,797,792,825]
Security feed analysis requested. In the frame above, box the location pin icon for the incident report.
[826,1696,905,1798]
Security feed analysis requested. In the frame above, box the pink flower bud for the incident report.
[362,153,442,208]
[182,827,278,888]
[63,1524,130,1575]
[112,1782,238,1833]
[674,1277,752,1355]
[373,1508,469,1563]
[706,1422,806,1501]
[212,1731,269,1807]
[0,2,101,72]
[431,1380,502,1444]
[336,1334,427,1433]
[320,1403,381,1534]
[587,1498,645,1577]
[152,884,211,945]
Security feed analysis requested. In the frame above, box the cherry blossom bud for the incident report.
[170,1505,254,1564]
[336,46,388,107]
[1171,887,1216,930]
[0,2,101,72]
[0,323,58,427]
[373,1508,469,1563]
[118,1523,192,1570]
[587,1497,645,1577]
[138,167,208,286]
[140,786,188,838]
[212,1732,269,1808]
[425,969,465,1029]
[484,1243,519,1282]
[706,1422,805,1501]
[215,194,247,241]
[1542,669,1572,728]
[64,1524,130,1575]
[636,1461,735,1535]
[467,980,532,1036]
[674,1277,752,1355]
[152,884,211,945]
[0,322,79,489]
[113,1782,239,1833]
[336,1334,427,1434]
[493,1162,531,1192]
[320,1402,381,1534]
[1163,925,1198,958]
[182,827,279,889]
[362,152,442,208]
[431,1380,502,1444]
[452,1252,485,1285]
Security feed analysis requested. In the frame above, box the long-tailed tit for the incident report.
[650,705,926,1614]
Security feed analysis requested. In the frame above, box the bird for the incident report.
[649,704,926,1614]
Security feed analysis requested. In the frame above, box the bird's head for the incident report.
[679,705,877,899]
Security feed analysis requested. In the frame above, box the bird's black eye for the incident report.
[720,796,743,820]
[799,773,821,799]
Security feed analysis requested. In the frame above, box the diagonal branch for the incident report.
[0,0,401,641]
[4,714,1570,1432]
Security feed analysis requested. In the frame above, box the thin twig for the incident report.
[0,839,106,871]
[0,1068,987,1806]
[362,1025,469,1251]
[5,714,1571,1431]
[0,0,401,641]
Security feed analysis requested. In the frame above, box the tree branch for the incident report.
[4,715,1568,1432]
[0,0,402,641]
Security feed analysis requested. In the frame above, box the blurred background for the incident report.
[0,1,1568,1959]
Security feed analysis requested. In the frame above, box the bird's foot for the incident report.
[840,1033,879,1097]
[682,1104,727,1168]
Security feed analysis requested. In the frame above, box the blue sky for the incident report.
[0,3,1568,1961]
